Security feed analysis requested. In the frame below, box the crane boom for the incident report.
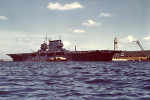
[133,40,144,51]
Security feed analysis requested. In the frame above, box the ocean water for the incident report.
[0,61,149,100]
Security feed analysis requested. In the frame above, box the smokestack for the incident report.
[75,46,76,52]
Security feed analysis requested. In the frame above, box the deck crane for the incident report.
[133,40,150,60]
[133,40,144,51]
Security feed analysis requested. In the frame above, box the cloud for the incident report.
[0,16,8,20]
[68,28,73,32]
[16,36,31,42]
[120,35,137,43]
[118,44,123,48]
[143,36,150,41]
[63,41,70,46]
[47,2,83,11]
[73,29,85,33]
[126,35,134,42]
[99,13,113,17]
[69,28,85,33]
[83,20,101,27]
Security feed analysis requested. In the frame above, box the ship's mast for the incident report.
[45,33,47,44]
[43,33,48,50]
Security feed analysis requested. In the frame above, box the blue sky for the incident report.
[0,0,150,59]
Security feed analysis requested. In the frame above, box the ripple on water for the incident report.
[85,78,111,84]
[72,66,84,70]
[0,61,149,100]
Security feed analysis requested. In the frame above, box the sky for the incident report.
[0,0,150,59]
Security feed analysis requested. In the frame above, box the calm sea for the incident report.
[0,61,149,100]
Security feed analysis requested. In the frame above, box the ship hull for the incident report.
[70,51,115,61]
[7,50,121,62]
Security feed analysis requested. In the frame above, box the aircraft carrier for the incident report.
[7,38,121,62]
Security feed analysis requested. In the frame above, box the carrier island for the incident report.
[7,38,121,62]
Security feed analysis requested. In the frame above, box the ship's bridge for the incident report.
[48,40,64,52]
